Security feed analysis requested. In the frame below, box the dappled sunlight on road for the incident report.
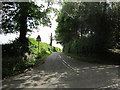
[58,53,119,88]
[2,52,120,89]
[3,69,67,88]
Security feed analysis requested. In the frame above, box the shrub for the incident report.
[2,38,61,78]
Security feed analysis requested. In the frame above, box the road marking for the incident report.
[62,59,75,70]
[58,55,76,72]
[59,55,62,58]
[61,60,71,69]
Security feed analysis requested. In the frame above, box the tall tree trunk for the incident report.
[19,3,28,53]
[19,3,28,42]
[19,15,27,43]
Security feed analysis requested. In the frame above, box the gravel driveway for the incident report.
[2,52,120,89]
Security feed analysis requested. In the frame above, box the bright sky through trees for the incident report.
[0,1,63,49]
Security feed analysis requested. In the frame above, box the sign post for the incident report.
[36,35,41,53]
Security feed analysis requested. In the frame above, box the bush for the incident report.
[2,38,62,79]
[63,36,97,55]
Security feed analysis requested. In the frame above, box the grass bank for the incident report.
[2,38,61,79]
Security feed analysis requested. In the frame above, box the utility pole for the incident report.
[50,33,52,46]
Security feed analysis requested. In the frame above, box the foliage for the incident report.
[55,2,120,55]
[67,53,120,64]
[2,2,52,34]
[63,36,96,55]
[2,38,61,79]
[2,2,54,53]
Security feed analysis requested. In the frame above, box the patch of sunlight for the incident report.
[62,72,68,75]
[106,67,113,69]
[76,70,80,73]
[107,65,113,67]
[91,69,96,70]
[74,68,80,71]
[82,70,85,72]
[67,56,72,59]
[60,72,68,78]
[115,66,119,68]
[99,65,106,68]
[98,68,105,70]
[49,77,56,81]
[106,72,110,74]
[91,66,98,69]
[96,71,99,72]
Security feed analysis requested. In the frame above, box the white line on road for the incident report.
[58,55,77,72]
[62,59,75,71]
[58,55,61,59]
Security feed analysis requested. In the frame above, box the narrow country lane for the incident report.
[2,52,120,89]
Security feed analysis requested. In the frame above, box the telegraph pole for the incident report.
[50,33,52,46]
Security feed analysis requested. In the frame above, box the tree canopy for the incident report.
[2,2,52,42]
[2,1,54,52]
[55,2,120,55]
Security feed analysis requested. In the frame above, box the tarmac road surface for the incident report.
[2,52,120,89]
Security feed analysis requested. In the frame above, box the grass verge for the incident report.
[65,53,120,65]
[2,38,61,79]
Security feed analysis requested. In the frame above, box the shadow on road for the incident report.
[2,52,119,89]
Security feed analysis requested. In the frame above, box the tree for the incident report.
[55,2,120,55]
[55,2,81,44]
[2,1,52,52]
[110,2,120,49]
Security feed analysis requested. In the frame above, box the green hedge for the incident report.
[63,36,97,55]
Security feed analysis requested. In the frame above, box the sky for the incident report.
[0,1,63,49]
